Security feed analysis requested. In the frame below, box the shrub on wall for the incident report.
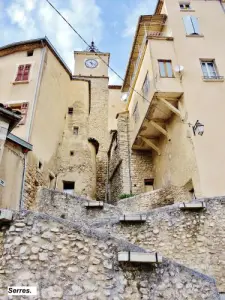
[118,193,134,199]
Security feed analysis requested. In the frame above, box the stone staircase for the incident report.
[0,186,223,299]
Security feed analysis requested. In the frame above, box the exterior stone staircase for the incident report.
[0,186,223,299]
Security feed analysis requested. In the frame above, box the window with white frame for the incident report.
[132,102,140,123]
[142,73,150,99]
[201,60,219,78]
[158,60,173,78]
[179,2,191,10]
[183,16,200,35]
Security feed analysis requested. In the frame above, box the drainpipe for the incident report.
[20,43,46,210]
[26,44,47,141]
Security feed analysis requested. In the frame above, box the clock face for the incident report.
[85,59,98,69]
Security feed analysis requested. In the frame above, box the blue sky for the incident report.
[0,0,157,84]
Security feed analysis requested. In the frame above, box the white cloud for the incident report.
[109,70,123,85]
[3,0,103,73]
[122,0,157,37]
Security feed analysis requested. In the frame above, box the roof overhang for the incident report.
[7,133,33,152]
[121,14,167,92]
[0,106,22,132]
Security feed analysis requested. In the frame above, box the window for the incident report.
[70,151,74,156]
[68,107,73,114]
[27,50,34,57]
[63,181,75,195]
[183,16,200,35]
[49,174,54,189]
[132,102,140,123]
[5,102,29,125]
[142,73,150,99]
[158,60,173,78]
[73,127,79,135]
[201,60,219,79]
[15,64,31,82]
[144,179,154,192]
[179,2,191,10]
[38,161,43,170]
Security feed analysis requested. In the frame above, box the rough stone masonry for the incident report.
[0,210,220,299]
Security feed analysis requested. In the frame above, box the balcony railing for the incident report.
[202,75,224,80]
[147,31,170,37]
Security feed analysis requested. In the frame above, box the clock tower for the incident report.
[73,42,110,201]
[74,42,110,77]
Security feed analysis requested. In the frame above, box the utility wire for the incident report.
[45,0,170,118]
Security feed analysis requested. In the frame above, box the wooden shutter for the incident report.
[15,65,25,81]
[183,16,194,35]
[23,64,31,81]
[191,16,200,34]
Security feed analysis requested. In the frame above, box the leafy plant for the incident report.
[118,193,134,199]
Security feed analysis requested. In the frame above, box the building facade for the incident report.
[109,0,225,201]
[0,0,225,209]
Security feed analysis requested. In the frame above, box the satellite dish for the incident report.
[174,65,184,75]
[121,93,128,102]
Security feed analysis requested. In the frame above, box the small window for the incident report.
[183,16,200,35]
[158,60,173,78]
[70,151,74,156]
[201,60,219,79]
[38,161,43,170]
[49,174,54,189]
[144,179,154,192]
[68,107,73,114]
[63,181,75,195]
[132,102,140,123]
[142,73,150,99]
[27,50,34,57]
[15,64,31,82]
[179,2,191,9]
[73,127,79,135]
[6,102,29,125]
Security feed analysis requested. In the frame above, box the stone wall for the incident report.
[108,112,155,202]
[117,185,191,212]
[0,210,219,299]
[36,188,121,224]
[88,78,110,201]
[130,149,154,195]
[102,198,225,292]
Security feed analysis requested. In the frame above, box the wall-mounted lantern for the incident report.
[192,120,204,136]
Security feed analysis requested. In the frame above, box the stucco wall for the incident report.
[24,48,91,207]
[0,140,24,210]
[0,47,42,140]
[152,113,201,197]
[0,210,219,299]
[163,0,225,197]
[108,87,125,131]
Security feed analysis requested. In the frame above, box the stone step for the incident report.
[119,214,147,223]
[179,201,206,211]
[85,201,104,209]
[118,251,162,263]
[0,209,13,222]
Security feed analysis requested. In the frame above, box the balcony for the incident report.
[132,92,183,154]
